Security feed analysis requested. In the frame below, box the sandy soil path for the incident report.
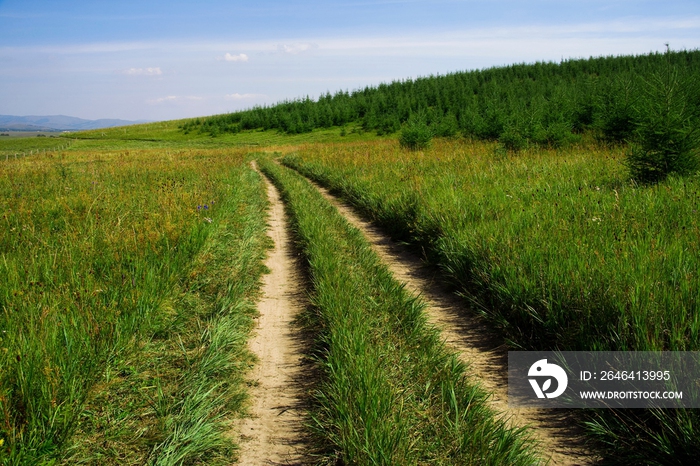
[311,183,594,466]
[233,165,312,465]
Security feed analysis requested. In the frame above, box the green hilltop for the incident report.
[180,49,700,151]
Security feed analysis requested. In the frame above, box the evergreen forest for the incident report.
[181,49,700,152]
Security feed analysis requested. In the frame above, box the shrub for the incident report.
[376,116,401,135]
[435,113,459,137]
[499,126,526,152]
[399,115,433,150]
[626,65,699,182]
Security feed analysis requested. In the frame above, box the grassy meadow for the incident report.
[282,138,700,353]
[1,129,546,465]
[0,143,270,464]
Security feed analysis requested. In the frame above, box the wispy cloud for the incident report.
[147,95,203,105]
[224,93,267,100]
[123,67,162,76]
[3,15,698,58]
[223,52,249,62]
[277,43,318,54]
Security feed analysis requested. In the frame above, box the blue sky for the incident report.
[1,0,699,121]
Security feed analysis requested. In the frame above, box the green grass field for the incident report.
[281,138,700,352]
[2,114,699,464]
[0,144,270,464]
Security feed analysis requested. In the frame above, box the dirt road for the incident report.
[233,166,311,465]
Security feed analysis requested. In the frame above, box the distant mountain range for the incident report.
[0,115,150,132]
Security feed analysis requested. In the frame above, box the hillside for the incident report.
[182,49,700,150]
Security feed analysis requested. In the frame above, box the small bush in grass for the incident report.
[377,116,401,136]
[399,115,433,150]
[626,58,699,182]
[435,113,459,138]
[499,126,526,152]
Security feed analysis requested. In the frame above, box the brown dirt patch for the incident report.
[232,165,313,465]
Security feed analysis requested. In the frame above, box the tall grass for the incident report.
[259,158,540,465]
[139,166,269,466]
[0,148,267,463]
[281,138,700,463]
[282,139,700,352]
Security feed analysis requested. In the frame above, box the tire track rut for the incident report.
[310,182,594,466]
[233,165,312,465]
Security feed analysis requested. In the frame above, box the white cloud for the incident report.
[277,43,318,54]
[148,95,177,104]
[148,95,203,105]
[223,52,249,62]
[225,93,267,100]
[123,67,162,76]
